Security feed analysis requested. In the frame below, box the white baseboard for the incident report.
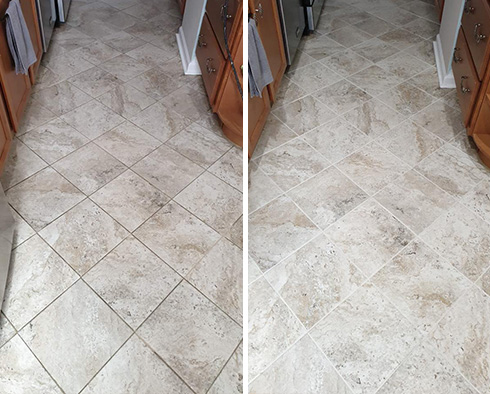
[434,35,456,88]
[176,27,202,76]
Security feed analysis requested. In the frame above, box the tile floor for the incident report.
[0,0,243,393]
[249,0,490,393]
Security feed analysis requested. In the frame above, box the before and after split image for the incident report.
[0,0,490,393]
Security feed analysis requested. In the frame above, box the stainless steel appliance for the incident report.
[304,0,325,31]
[56,0,71,22]
[35,0,57,51]
[277,0,305,65]
[0,184,14,312]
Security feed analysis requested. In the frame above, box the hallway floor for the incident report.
[249,0,490,393]
[0,1,243,393]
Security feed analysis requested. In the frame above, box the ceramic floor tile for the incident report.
[3,235,78,329]
[420,205,490,281]
[408,67,451,99]
[0,313,15,348]
[253,138,329,191]
[378,28,423,50]
[249,335,352,394]
[101,31,147,53]
[248,277,306,379]
[52,143,126,195]
[252,114,297,158]
[287,63,343,94]
[71,40,121,65]
[430,286,490,393]
[463,180,490,223]
[19,118,89,164]
[160,85,211,122]
[348,65,403,97]
[327,25,373,48]
[412,101,465,141]
[321,48,373,78]
[99,54,152,81]
[166,123,231,168]
[287,166,368,229]
[450,131,481,162]
[81,335,192,394]
[353,15,395,36]
[126,43,174,68]
[248,162,282,213]
[404,17,440,40]
[377,52,430,79]
[31,65,66,93]
[314,79,372,115]
[31,81,92,116]
[272,95,337,136]
[84,236,179,329]
[6,167,84,231]
[208,146,243,192]
[20,281,132,394]
[91,170,169,231]
[9,207,35,248]
[328,199,414,276]
[404,39,435,64]
[372,239,471,332]
[400,1,439,22]
[17,99,57,136]
[378,120,444,166]
[310,283,421,394]
[68,67,123,98]
[97,84,156,118]
[0,335,62,393]
[273,77,307,106]
[60,100,125,140]
[133,201,220,275]
[187,237,243,322]
[477,268,490,297]
[378,81,435,116]
[249,196,320,271]
[138,281,241,393]
[375,169,455,234]
[351,37,400,63]
[127,67,182,100]
[287,49,316,72]
[300,36,345,61]
[208,343,243,394]
[39,199,128,274]
[43,49,95,81]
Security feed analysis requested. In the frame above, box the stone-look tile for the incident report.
[187,238,243,322]
[248,162,282,213]
[377,343,478,394]
[337,142,411,195]
[175,172,242,236]
[138,281,241,394]
[249,335,352,394]
[127,67,181,100]
[329,199,414,276]
[327,25,373,48]
[450,130,480,162]
[351,37,400,63]
[72,40,121,65]
[97,84,156,118]
[132,144,203,197]
[166,123,231,168]
[404,17,440,40]
[0,140,47,190]
[6,168,84,231]
[420,205,490,281]
[208,146,243,192]
[91,170,169,231]
[17,100,57,135]
[304,119,371,163]
[10,208,35,247]
[249,255,262,283]
[321,48,373,78]
[316,12,348,35]
[464,180,490,223]
[126,43,174,68]
[99,54,151,81]
[68,67,122,98]
[125,18,172,42]
[134,201,220,275]
[287,167,368,229]
[254,138,329,191]
[160,85,211,122]
[378,82,435,116]
[252,114,297,158]
[372,240,470,332]
[412,101,465,141]
[20,281,132,394]
[273,77,307,106]
[375,170,455,234]
[287,49,316,72]
[333,6,372,24]
[249,196,320,271]
[3,235,78,329]
[314,79,372,115]
[300,36,345,61]
[84,236,179,329]
[377,52,430,79]
[31,65,65,93]
[130,101,193,142]
[0,335,62,393]
[249,277,306,379]
[430,286,490,393]
[60,100,125,140]
[39,199,128,274]
[378,28,423,50]
[0,313,15,348]
[266,234,364,328]
[101,31,147,53]
[477,268,490,296]
[42,49,95,81]
[354,15,395,36]
[208,344,243,394]
[31,81,92,116]
[342,98,406,137]
[400,1,439,22]
[310,284,421,394]
[378,120,444,166]
[348,65,403,97]
[409,67,450,99]
[272,95,336,136]
[416,144,488,198]
[19,118,89,164]
[82,335,191,394]
[287,63,343,94]
[95,121,160,166]
[53,143,126,195]
[228,214,243,248]
[405,39,435,64]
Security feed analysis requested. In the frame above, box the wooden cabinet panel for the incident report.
[206,0,239,58]
[0,89,12,174]
[248,89,271,157]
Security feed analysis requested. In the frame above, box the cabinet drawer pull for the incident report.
[198,34,207,48]
[460,76,471,93]
[453,47,462,63]
[206,58,216,74]
[474,23,486,44]
[464,0,475,13]
[255,3,263,17]
[220,5,232,19]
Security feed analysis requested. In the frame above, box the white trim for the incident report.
[434,35,456,89]
[176,27,202,75]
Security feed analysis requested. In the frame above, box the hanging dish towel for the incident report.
[248,19,273,98]
[5,0,37,75]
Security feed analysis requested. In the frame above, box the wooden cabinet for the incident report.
[177,0,186,15]
[0,88,12,174]
[249,89,270,154]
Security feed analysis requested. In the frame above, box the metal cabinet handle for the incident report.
[197,34,207,48]
[474,23,486,44]
[453,47,462,63]
[460,76,471,93]
[220,5,232,19]
[464,0,475,13]
[255,3,263,17]
[206,58,216,74]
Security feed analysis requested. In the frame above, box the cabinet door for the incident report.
[248,88,271,157]
[250,0,287,101]
[0,89,12,175]
[20,0,43,82]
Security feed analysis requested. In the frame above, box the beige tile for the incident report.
[377,52,430,79]
[248,162,282,213]
[252,114,297,158]
[9,207,35,248]
[404,17,440,40]
[327,25,373,48]
[126,43,174,68]
[378,28,423,50]
[160,85,211,122]
[315,12,349,35]
[0,313,15,348]
[71,40,121,65]
[404,39,435,64]
[301,36,345,61]
[273,77,307,106]
[208,344,242,394]
[101,31,147,53]
[127,67,181,100]
[68,67,122,98]
[409,67,451,99]
[348,65,403,97]
[287,63,343,94]
[31,81,92,116]
[477,268,490,297]
[351,37,399,63]
[464,180,490,223]
[51,26,95,51]
[314,79,372,114]
[17,99,57,136]
[138,281,241,393]
[97,84,156,118]
[400,1,439,22]
[412,101,465,141]
[99,54,151,81]
[208,146,243,192]
[378,81,435,116]
[354,15,395,36]
[321,48,373,77]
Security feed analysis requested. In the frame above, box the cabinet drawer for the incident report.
[453,28,481,125]
[196,14,226,103]
[206,0,239,57]
[461,0,490,80]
